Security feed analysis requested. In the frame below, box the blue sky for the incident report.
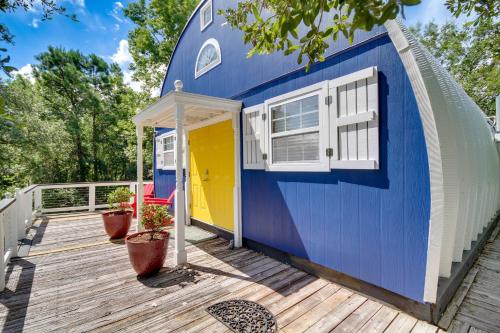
[4,0,457,91]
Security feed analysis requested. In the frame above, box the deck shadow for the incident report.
[0,258,36,333]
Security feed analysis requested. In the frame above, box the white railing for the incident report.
[0,180,152,291]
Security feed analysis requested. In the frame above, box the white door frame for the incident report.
[183,112,242,248]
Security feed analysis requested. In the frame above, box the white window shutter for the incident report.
[243,104,265,169]
[329,67,379,169]
[155,137,165,169]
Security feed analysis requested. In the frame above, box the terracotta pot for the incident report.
[125,231,170,276]
[102,211,132,239]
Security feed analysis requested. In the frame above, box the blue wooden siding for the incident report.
[155,0,431,302]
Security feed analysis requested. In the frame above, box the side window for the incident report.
[200,0,213,31]
[329,67,379,169]
[155,132,176,170]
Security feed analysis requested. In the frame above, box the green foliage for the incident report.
[140,204,172,238]
[445,0,499,27]
[107,187,134,211]
[0,49,154,198]
[123,0,197,92]
[410,19,499,116]
[219,0,421,71]
[0,0,77,76]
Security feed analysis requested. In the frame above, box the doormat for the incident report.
[206,299,277,333]
[169,225,217,244]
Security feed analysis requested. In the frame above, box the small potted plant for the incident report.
[125,204,172,276]
[101,187,134,239]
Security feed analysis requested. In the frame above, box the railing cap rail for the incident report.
[0,198,16,214]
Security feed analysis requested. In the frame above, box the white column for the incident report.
[34,188,42,217]
[88,185,96,212]
[232,113,243,248]
[174,80,187,265]
[136,125,144,231]
[15,189,25,240]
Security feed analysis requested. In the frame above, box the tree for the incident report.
[410,19,499,116]
[220,0,422,70]
[0,0,76,76]
[445,0,499,26]
[220,0,498,70]
[123,0,197,92]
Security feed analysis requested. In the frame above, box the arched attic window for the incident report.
[195,38,221,78]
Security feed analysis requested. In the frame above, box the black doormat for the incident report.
[206,299,277,333]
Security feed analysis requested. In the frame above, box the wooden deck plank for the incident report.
[302,294,367,332]
[357,306,399,333]
[384,313,418,333]
[0,213,442,332]
[331,299,382,333]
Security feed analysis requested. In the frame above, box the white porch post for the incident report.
[174,80,187,265]
[136,125,144,231]
[233,113,243,248]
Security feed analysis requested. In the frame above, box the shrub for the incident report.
[140,204,172,240]
[107,187,134,212]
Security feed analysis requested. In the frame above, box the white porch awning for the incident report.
[133,89,242,128]
[134,81,243,267]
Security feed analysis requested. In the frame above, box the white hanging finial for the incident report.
[174,80,183,92]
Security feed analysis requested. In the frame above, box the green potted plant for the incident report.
[125,204,172,276]
[101,187,134,239]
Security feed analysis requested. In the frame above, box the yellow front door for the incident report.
[190,120,234,231]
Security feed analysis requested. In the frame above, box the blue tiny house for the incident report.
[135,0,500,323]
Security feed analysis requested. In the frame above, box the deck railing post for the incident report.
[26,190,33,228]
[136,126,144,231]
[89,185,96,212]
[15,189,25,241]
[0,212,5,291]
[8,203,18,259]
[34,188,42,216]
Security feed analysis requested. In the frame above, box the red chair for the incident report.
[131,186,175,218]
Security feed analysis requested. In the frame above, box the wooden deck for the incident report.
[447,224,500,333]
[1,213,443,332]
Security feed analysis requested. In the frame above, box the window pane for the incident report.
[285,115,300,131]
[272,132,319,163]
[163,136,174,151]
[271,105,284,120]
[203,5,211,25]
[164,151,174,166]
[285,100,300,116]
[196,45,218,72]
[272,119,286,133]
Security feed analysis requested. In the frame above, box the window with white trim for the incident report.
[200,0,212,31]
[265,81,330,172]
[195,38,221,78]
[242,67,379,172]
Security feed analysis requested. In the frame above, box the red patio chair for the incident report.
[131,186,175,218]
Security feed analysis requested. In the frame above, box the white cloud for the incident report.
[67,0,85,8]
[111,39,133,65]
[123,70,142,92]
[111,2,125,23]
[113,23,120,31]
[12,64,35,83]
[31,18,40,28]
